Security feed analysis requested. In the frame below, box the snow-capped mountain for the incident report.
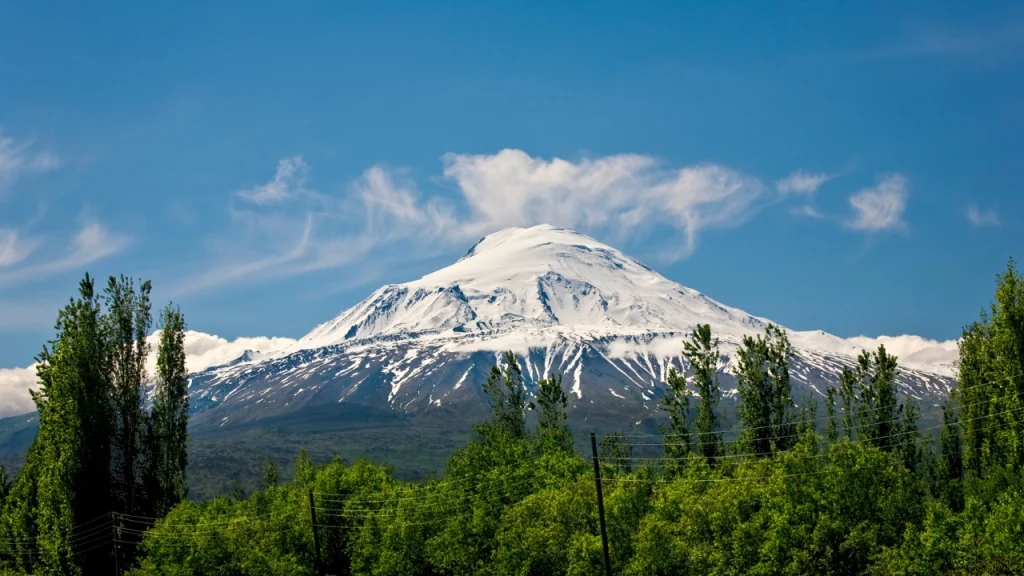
[184,225,957,432]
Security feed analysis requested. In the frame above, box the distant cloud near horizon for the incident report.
[0,330,299,418]
[966,203,1000,228]
[845,174,909,231]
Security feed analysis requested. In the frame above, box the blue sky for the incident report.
[0,1,1021,368]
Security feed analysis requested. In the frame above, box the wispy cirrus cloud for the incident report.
[235,156,310,204]
[182,149,790,294]
[0,218,132,288]
[175,159,455,296]
[776,170,832,195]
[0,130,61,193]
[862,19,1024,59]
[441,149,769,260]
[966,203,1000,228]
[845,174,909,232]
[790,205,826,219]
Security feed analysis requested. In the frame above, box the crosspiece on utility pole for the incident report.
[591,432,613,576]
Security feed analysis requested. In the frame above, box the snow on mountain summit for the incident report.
[291,224,956,378]
[296,224,768,349]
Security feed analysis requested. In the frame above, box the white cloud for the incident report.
[145,330,297,375]
[846,334,960,377]
[0,218,131,287]
[864,20,1024,59]
[185,150,809,292]
[0,229,38,267]
[236,156,309,204]
[790,205,825,219]
[0,130,61,191]
[177,161,454,295]
[442,149,766,259]
[845,174,908,231]
[776,170,830,195]
[0,365,39,417]
[966,203,1000,228]
[0,330,298,418]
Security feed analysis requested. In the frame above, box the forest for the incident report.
[0,262,1022,575]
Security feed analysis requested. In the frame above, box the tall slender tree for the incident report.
[660,366,692,463]
[854,346,900,452]
[20,274,110,574]
[838,367,857,440]
[825,386,839,443]
[737,334,772,456]
[765,325,797,452]
[956,259,1024,476]
[683,324,722,466]
[480,351,528,440]
[529,373,571,452]
[105,276,152,521]
[148,304,189,516]
[737,324,797,456]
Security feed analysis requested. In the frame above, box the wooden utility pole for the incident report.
[591,432,613,576]
[308,490,323,576]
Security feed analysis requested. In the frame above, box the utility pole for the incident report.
[591,432,612,576]
[308,490,323,576]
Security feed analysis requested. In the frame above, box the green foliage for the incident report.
[0,273,185,575]
[659,367,692,462]
[148,304,189,517]
[736,323,798,457]
[10,263,1024,576]
[683,324,723,466]
[956,259,1024,477]
[530,373,572,453]
[479,351,528,441]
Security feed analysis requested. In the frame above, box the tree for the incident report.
[838,367,857,440]
[147,304,189,516]
[683,324,722,466]
[24,274,110,575]
[956,259,1024,477]
[854,345,900,452]
[105,276,153,521]
[737,324,797,457]
[600,433,633,474]
[825,387,839,443]
[480,351,528,441]
[530,373,572,452]
[764,325,797,452]
[659,366,692,463]
[937,398,964,511]
[736,334,772,457]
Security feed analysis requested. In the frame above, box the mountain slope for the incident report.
[184,224,956,439]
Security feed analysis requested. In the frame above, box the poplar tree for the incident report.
[480,351,528,440]
[683,324,722,466]
[765,325,796,452]
[149,304,190,516]
[659,366,692,463]
[529,373,571,452]
[737,324,796,456]
[24,274,109,575]
[737,334,772,456]
[105,276,152,520]
[956,259,1024,476]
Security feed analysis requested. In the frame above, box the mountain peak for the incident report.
[295,224,764,349]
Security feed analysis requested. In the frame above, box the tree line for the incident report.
[0,275,189,576]
[2,261,1023,575]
